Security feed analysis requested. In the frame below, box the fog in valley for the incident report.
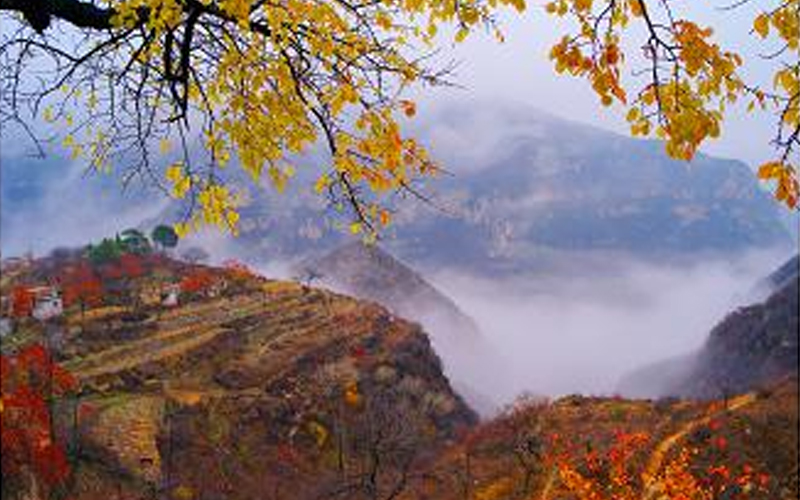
[417,249,790,413]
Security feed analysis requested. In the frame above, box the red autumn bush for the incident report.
[1,344,78,496]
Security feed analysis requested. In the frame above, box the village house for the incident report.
[162,283,180,307]
[30,286,64,321]
[139,282,182,307]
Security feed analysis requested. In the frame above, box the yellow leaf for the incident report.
[379,209,391,226]
[753,13,769,38]
[400,100,417,118]
[757,162,780,180]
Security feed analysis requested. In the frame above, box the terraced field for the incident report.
[67,285,312,379]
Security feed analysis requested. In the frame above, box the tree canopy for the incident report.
[0,0,797,241]
[151,224,179,249]
[545,0,799,209]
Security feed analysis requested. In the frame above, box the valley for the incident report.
[1,246,797,500]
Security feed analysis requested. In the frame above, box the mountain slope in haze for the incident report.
[297,242,503,415]
[394,103,790,268]
[211,101,791,275]
[760,254,800,291]
[1,255,475,500]
[298,242,481,340]
[3,101,790,268]
[677,272,798,399]
[618,254,799,399]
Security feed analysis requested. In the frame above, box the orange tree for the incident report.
[0,0,796,238]
[179,267,214,295]
[61,263,104,322]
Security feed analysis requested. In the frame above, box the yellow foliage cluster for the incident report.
[33,0,798,226]
[47,0,528,238]
[546,0,800,210]
[759,161,799,209]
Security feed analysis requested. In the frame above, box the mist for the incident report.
[419,248,791,412]
[0,154,169,257]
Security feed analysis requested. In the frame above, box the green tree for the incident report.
[120,229,153,255]
[151,225,179,252]
[86,237,124,265]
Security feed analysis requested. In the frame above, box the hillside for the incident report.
[2,255,798,500]
[760,254,800,292]
[396,378,798,500]
[2,252,798,500]
[618,255,799,399]
[1,254,476,500]
[298,242,481,339]
[298,242,506,414]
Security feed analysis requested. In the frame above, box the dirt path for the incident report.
[641,392,757,500]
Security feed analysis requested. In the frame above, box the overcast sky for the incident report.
[0,0,787,168]
[414,0,784,169]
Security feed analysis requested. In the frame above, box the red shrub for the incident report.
[10,286,34,318]
[1,344,78,492]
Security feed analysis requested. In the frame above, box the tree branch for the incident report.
[0,0,114,32]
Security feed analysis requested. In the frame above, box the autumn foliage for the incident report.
[223,259,253,280]
[546,0,800,209]
[1,344,78,495]
[61,263,103,309]
[180,268,215,294]
[10,286,35,318]
[553,425,771,500]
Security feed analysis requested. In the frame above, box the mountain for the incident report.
[297,242,501,415]
[1,255,475,500]
[3,101,791,271]
[618,254,799,399]
[760,254,799,291]
[208,101,792,275]
[676,271,799,399]
[297,242,481,341]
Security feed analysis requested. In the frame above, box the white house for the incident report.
[31,286,64,321]
[0,318,12,337]
[162,284,180,307]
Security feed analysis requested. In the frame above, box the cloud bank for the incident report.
[424,248,790,409]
